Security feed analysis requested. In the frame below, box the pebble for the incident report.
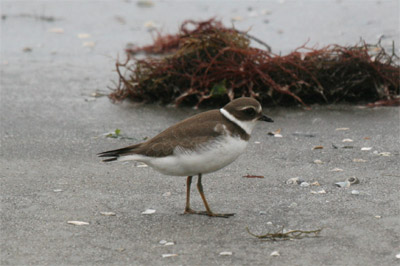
[266,221,273,225]
[53,189,63,192]
[159,240,167,245]
[314,159,323,164]
[311,181,320,186]
[311,189,326,194]
[259,211,267,215]
[395,253,400,259]
[375,215,382,219]
[270,251,280,257]
[162,191,171,197]
[274,134,283,138]
[351,190,360,195]
[219,251,233,256]
[342,138,353,142]
[353,158,367,163]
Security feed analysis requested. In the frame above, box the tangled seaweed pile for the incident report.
[110,19,399,107]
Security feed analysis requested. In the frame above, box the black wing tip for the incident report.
[102,157,118,162]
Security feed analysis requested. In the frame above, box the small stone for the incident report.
[137,163,148,168]
[395,253,400,259]
[219,251,233,256]
[330,167,344,172]
[378,152,391,156]
[375,215,382,219]
[266,221,273,225]
[254,141,261,144]
[342,138,353,143]
[23,47,32,52]
[142,209,156,214]
[159,240,167,245]
[53,189,63,192]
[314,159,323,164]
[311,181,320,186]
[164,242,174,246]
[300,182,310,187]
[270,251,280,257]
[274,134,283,138]
[259,211,267,215]
[162,192,171,197]
[351,190,360,195]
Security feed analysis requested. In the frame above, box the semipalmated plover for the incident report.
[98,97,273,218]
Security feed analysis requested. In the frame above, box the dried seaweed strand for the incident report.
[246,226,322,241]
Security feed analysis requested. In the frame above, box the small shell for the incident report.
[67,221,89,225]
[219,251,233,256]
[314,159,323,164]
[361,147,372,151]
[335,181,350,188]
[142,209,156,214]
[300,182,310,187]
[351,190,360,195]
[162,254,178,258]
[342,138,353,143]
[270,251,280,257]
[100,212,116,216]
[330,167,344,172]
[286,177,302,185]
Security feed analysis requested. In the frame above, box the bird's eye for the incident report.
[242,108,256,116]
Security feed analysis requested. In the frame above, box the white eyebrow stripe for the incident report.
[220,108,252,135]
[238,105,256,111]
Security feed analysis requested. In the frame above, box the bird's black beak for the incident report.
[258,114,274,122]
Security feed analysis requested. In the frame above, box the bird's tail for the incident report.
[98,144,142,162]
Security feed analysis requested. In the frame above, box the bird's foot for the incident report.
[183,208,234,218]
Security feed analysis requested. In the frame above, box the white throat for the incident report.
[220,108,256,135]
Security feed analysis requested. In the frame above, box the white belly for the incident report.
[144,136,248,176]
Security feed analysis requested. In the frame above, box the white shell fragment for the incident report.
[100,212,116,216]
[53,189,63,192]
[395,253,400,259]
[142,209,156,214]
[48,28,64,33]
[330,167,344,172]
[351,190,360,195]
[361,147,372,151]
[314,159,323,164]
[67,221,89,225]
[353,158,367,163]
[77,33,91,39]
[335,181,350,188]
[270,251,280,257]
[342,138,354,143]
[377,152,391,156]
[164,242,174,246]
[286,177,302,185]
[219,251,233,256]
[159,240,167,245]
[162,191,171,197]
[311,189,326,194]
[162,254,178,258]
[375,215,382,219]
[300,182,310,187]
[83,41,96,48]
[274,134,283,138]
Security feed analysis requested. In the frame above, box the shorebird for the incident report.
[99,97,273,217]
